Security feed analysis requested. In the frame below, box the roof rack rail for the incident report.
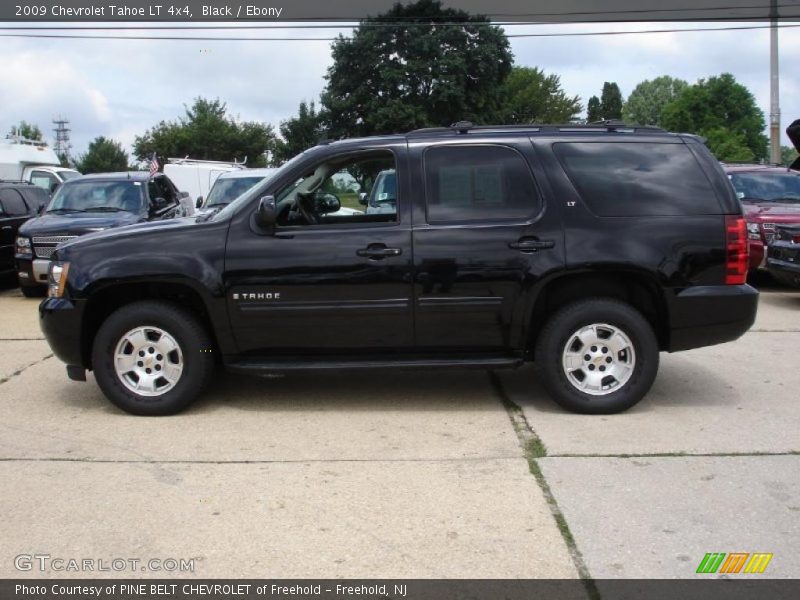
[166,156,248,168]
[408,122,666,135]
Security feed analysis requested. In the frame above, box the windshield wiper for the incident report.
[47,208,86,214]
[85,206,127,212]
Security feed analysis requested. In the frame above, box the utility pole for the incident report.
[769,0,781,164]
[52,116,72,165]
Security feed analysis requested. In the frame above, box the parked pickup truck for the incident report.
[40,122,758,416]
[0,137,80,193]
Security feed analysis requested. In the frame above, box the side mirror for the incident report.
[315,192,341,214]
[254,195,278,231]
[358,192,368,206]
[196,196,203,209]
[151,197,168,213]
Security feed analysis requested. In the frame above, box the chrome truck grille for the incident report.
[32,235,77,259]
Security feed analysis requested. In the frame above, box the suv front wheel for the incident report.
[91,301,215,415]
[535,298,659,414]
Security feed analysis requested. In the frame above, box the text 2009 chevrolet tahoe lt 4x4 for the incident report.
[39,123,758,415]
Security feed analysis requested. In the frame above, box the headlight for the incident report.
[47,262,70,298]
[15,236,32,256]
[746,223,760,234]
[746,222,761,240]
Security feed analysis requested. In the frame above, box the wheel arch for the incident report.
[524,270,669,358]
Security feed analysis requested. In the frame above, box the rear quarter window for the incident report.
[554,141,722,216]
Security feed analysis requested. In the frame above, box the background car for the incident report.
[767,223,800,287]
[196,167,277,217]
[724,164,800,271]
[0,181,50,280]
[15,171,186,296]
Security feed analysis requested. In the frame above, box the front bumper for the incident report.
[767,242,800,286]
[16,256,50,287]
[40,297,86,368]
[667,284,759,352]
[748,239,766,271]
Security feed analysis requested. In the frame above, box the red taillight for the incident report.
[725,215,748,285]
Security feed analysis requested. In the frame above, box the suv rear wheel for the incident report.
[535,298,659,414]
[91,301,214,415]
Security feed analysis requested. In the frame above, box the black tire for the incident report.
[91,301,215,415]
[21,284,46,298]
[534,298,659,414]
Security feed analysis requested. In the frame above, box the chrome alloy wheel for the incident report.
[561,323,636,396]
[113,326,183,397]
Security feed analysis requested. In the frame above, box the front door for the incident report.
[224,145,414,355]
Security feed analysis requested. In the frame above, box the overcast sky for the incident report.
[1,20,798,160]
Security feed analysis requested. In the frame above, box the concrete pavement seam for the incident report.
[488,371,599,598]
[545,451,800,458]
[0,354,53,385]
[0,455,524,464]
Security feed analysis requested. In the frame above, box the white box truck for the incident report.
[0,137,81,193]
[163,157,247,212]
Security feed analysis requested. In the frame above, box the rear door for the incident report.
[409,139,564,353]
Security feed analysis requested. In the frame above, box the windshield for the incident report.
[730,172,800,203]
[48,180,144,214]
[59,170,81,181]
[210,151,315,222]
[369,170,397,206]
[205,177,264,207]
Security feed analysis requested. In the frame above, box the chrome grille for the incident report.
[32,235,77,259]
[32,236,78,245]
[762,223,776,231]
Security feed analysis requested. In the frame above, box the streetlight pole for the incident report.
[769,0,781,164]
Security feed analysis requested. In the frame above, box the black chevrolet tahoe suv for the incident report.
[16,171,183,296]
[39,123,758,416]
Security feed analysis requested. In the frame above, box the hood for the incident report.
[788,119,800,171]
[743,202,800,222]
[56,216,199,250]
[18,211,144,237]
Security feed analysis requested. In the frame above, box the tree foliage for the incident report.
[586,96,601,122]
[321,0,513,138]
[781,145,799,167]
[622,76,688,126]
[75,137,129,174]
[133,98,275,167]
[660,73,768,162]
[272,101,325,165]
[9,121,43,141]
[599,82,623,120]
[496,66,582,124]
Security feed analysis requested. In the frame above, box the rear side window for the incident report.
[0,189,29,216]
[554,142,721,216]
[424,145,540,223]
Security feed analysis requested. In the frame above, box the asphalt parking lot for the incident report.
[0,282,797,581]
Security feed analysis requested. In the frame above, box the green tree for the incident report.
[321,0,513,138]
[660,73,768,162]
[272,101,325,165]
[133,97,275,167]
[75,137,129,174]
[9,121,43,141]
[586,96,601,122]
[781,145,798,167]
[600,82,623,120]
[497,66,582,124]
[623,76,688,126]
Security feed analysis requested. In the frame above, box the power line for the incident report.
[1,22,799,41]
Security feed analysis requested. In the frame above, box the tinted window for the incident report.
[0,189,29,216]
[424,146,539,223]
[554,142,720,216]
[205,177,264,207]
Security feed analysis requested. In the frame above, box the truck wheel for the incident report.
[91,301,214,415]
[21,285,46,298]
[534,298,659,414]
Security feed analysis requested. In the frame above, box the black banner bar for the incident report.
[3,1,800,22]
[2,579,799,600]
